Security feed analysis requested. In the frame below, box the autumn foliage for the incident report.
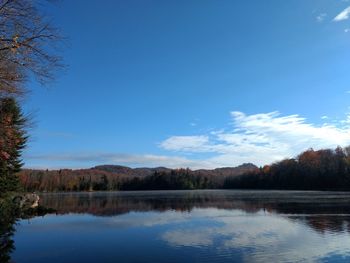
[17,146,350,192]
[224,146,350,190]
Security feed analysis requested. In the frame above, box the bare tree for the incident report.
[0,0,63,97]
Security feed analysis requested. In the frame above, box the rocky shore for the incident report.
[12,193,40,209]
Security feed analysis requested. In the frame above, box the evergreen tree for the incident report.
[0,98,27,196]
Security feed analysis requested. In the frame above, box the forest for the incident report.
[18,164,256,192]
[224,146,350,190]
[17,146,350,191]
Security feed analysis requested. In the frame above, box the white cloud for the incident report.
[316,13,327,22]
[159,111,350,167]
[27,111,350,170]
[334,6,350,21]
[160,135,210,152]
[161,209,350,262]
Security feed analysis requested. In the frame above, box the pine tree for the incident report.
[0,98,27,196]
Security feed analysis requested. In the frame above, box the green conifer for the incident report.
[0,98,27,195]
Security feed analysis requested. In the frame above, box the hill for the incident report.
[18,163,258,192]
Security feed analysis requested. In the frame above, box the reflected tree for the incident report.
[0,197,19,263]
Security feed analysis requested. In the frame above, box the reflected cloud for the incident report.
[163,229,214,247]
[39,190,350,235]
[161,212,350,262]
[106,211,191,228]
[19,191,350,263]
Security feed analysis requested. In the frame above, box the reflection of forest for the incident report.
[0,198,54,263]
[0,199,17,263]
[40,190,350,234]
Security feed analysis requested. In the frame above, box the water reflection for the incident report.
[11,190,350,263]
[160,210,350,262]
[0,198,55,263]
[39,190,350,234]
[0,199,17,263]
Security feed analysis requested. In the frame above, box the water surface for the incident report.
[10,190,350,262]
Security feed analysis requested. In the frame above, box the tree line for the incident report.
[224,146,350,190]
[18,146,350,192]
[19,168,218,192]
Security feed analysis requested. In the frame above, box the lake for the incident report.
[9,190,350,262]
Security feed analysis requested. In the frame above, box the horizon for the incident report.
[22,0,350,170]
[23,162,258,171]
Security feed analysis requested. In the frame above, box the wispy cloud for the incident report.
[26,111,350,169]
[25,152,213,169]
[334,6,350,21]
[160,111,350,167]
[316,13,327,22]
[160,136,209,153]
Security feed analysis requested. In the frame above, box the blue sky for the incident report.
[24,0,350,169]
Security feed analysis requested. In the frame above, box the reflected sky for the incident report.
[11,190,350,263]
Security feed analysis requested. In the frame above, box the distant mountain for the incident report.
[22,163,258,178]
[93,165,172,177]
[193,163,258,177]
[92,163,257,177]
[93,165,134,175]
[19,163,259,192]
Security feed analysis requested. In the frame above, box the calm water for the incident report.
[10,190,350,262]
